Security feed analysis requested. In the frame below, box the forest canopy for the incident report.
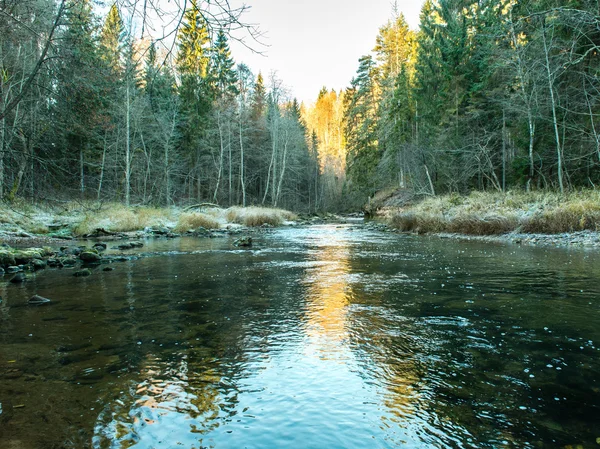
[1,0,600,212]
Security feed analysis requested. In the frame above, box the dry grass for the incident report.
[225,207,297,227]
[0,200,299,237]
[73,204,176,236]
[174,212,221,232]
[389,190,600,235]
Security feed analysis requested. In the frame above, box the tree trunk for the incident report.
[239,117,246,207]
[275,128,289,207]
[98,132,107,200]
[125,82,131,206]
[213,110,225,203]
[542,20,564,193]
[228,119,232,206]
[80,148,85,198]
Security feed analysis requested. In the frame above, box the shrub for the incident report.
[73,204,175,235]
[225,207,297,227]
[174,212,221,232]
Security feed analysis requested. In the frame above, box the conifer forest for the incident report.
[2,0,600,211]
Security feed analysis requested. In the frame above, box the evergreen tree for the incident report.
[176,0,212,198]
[210,30,239,98]
[344,55,380,197]
[100,3,124,74]
[54,0,104,196]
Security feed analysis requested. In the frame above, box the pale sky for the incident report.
[229,0,425,104]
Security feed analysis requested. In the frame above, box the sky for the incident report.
[228,0,425,104]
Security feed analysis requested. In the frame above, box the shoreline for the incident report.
[421,230,600,249]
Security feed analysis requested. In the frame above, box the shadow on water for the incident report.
[1,226,600,448]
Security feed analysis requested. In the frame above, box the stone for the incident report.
[0,267,4,276]
[28,295,51,305]
[6,266,21,274]
[73,269,91,277]
[116,243,133,250]
[92,242,107,251]
[233,237,253,247]
[129,241,144,248]
[10,273,26,283]
[0,249,16,267]
[12,249,43,265]
[47,258,61,267]
[31,259,47,270]
[102,267,114,272]
[80,251,101,263]
[59,257,77,267]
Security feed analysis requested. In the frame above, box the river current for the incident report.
[1,224,599,448]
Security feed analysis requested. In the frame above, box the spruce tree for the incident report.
[210,30,239,98]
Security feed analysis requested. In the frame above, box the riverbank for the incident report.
[383,190,600,246]
[0,201,301,244]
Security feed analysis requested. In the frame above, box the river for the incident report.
[1,223,599,448]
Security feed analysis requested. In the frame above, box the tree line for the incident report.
[0,0,319,210]
[5,0,599,213]
[324,0,600,207]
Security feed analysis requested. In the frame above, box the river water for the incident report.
[1,224,599,449]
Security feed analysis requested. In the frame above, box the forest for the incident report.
[2,0,600,213]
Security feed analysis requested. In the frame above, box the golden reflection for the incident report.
[304,232,351,345]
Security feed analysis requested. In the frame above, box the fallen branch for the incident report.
[184,203,222,211]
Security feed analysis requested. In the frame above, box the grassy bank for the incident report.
[0,201,298,239]
[387,190,600,235]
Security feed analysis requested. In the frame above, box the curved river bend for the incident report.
[1,224,599,448]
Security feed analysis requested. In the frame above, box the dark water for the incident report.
[1,224,600,449]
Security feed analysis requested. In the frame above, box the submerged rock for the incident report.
[10,273,26,283]
[234,236,253,247]
[73,268,91,277]
[31,259,47,270]
[28,295,51,305]
[92,242,107,251]
[80,251,101,263]
[59,257,77,267]
[102,267,114,272]
[129,241,144,248]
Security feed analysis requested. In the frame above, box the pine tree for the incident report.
[210,30,239,98]
[54,0,104,197]
[100,3,124,74]
[344,55,380,197]
[176,0,212,200]
[176,0,210,78]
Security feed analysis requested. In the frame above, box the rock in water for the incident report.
[31,259,47,270]
[10,273,26,283]
[28,295,51,305]
[129,241,144,248]
[102,267,114,272]
[73,269,92,277]
[234,237,253,247]
[0,249,16,267]
[92,242,107,251]
[80,252,101,263]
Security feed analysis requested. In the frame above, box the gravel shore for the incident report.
[433,230,600,248]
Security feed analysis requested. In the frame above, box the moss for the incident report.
[0,249,16,267]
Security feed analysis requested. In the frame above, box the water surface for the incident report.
[1,224,599,448]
